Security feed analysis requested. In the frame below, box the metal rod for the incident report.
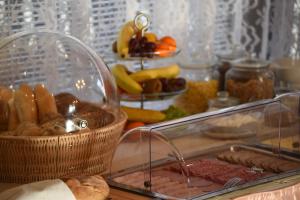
[140,57,144,109]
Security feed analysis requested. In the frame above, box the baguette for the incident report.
[8,98,19,131]
[34,84,58,123]
[0,100,9,131]
[0,86,13,131]
[14,84,38,123]
[0,86,13,102]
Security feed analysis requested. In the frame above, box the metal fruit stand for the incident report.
[117,12,184,110]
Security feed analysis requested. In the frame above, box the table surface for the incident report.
[107,128,299,200]
[0,127,299,200]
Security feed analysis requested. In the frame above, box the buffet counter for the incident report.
[1,174,300,200]
[1,133,300,200]
[109,174,300,200]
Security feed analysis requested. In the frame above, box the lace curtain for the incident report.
[0,0,299,64]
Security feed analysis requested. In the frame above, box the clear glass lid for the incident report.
[109,97,293,199]
[0,30,119,136]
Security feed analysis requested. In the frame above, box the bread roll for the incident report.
[55,92,80,116]
[0,86,13,131]
[65,175,109,200]
[41,115,67,136]
[15,122,43,136]
[8,98,19,131]
[0,86,12,102]
[0,100,9,131]
[0,131,15,136]
[34,84,58,123]
[39,112,63,124]
[14,84,38,123]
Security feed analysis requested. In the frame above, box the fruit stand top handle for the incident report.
[134,12,150,35]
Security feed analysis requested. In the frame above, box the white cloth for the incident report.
[0,179,76,200]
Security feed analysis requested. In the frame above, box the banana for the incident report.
[111,64,142,94]
[129,64,180,82]
[117,21,136,58]
[121,106,166,123]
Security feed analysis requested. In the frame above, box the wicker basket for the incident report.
[0,110,127,183]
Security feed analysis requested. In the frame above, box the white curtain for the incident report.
[0,0,299,63]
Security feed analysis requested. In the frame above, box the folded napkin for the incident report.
[0,179,76,200]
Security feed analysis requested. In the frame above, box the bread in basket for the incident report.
[0,31,126,183]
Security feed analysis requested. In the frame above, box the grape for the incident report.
[148,42,156,50]
[129,38,135,47]
[129,35,156,57]
[140,36,148,44]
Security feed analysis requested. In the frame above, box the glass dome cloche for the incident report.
[0,30,120,134]
[0,30,127,183]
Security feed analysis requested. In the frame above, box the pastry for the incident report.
[76,102,99,114]
[7,98,19,131]
[0,86,12,131]
[0,86,13,102]
[0,131,15,136]
[41,124,67,136]
[39,112,64,124]
[15,122,43,136]
[75,102,115,128]
[65,175,109,200]
[55,92,80,116]
[0,100,9,131]
[14,84,38,123]
[41,116,67,136]
[34,84,58,123]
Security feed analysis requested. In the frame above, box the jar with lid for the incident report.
[272,57,300,95]
[216,47,247,91]
[207,91,240,111]
[225,58,275,103]
[175,62,219,114]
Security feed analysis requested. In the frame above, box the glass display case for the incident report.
[108,92,300,200]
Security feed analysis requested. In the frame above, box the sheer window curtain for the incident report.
[0,0,299,65]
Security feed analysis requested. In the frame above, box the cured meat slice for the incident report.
[189,177,215,187]
[217,150,300,173]
[175,159,265,185]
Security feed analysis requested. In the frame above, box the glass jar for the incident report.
[175,63,219,114]
[208,91,240,111]
[272,57,300,95]
[225,58,275,103]
[216,48,247,91]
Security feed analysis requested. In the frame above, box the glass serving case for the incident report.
[108,92,300,200]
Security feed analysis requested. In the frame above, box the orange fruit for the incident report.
[125,121,145,131]
[155,42,176,57]
[124,121,146,141]
[160,36,176,47]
